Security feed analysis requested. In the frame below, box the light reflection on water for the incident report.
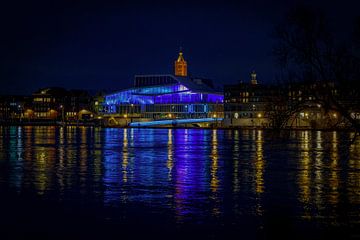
[1,126,360,229]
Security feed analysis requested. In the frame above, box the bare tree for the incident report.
[272,5,360,137]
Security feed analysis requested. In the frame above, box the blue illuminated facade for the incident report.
[103,74,224,119]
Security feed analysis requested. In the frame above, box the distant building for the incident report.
[31,87,67,120]
[224,71,275,127]
[30,87,94,121]
[0,95,31,121]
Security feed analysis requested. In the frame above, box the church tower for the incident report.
[174,49,187,77]
[250,71,258,85]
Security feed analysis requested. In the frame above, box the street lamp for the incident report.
[60,105,64,123]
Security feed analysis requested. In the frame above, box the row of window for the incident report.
[33,97,55,102]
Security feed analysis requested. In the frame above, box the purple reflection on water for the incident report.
[173,129,212,221]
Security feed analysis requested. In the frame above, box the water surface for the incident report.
[0,126,360,239]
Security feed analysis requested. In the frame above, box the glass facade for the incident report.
[103,75,224,119]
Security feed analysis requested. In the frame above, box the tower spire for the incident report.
[174,48,187,77]
[251,70,258,85]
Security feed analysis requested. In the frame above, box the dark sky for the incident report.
[1,0,359,95]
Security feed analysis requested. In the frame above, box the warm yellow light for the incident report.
[97,116,102,119]
[168,113,172,118]
[305,113,309,117]
[213,114,217,118]
[95,101,98,106]
[257,113,262,118]
[333,113,337,118]
[124,114,127,118]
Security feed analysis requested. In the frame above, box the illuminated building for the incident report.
[102,50,223,124]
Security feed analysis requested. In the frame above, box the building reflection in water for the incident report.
[329,131,339,206]
[210,129,219,193]
[233,130,240,194]
[32,126,56,195]
[122,128,129,183]
[79,127,88,192]
[254,130,264,216]
[93,127,103,197]
[210,129,221,216]
[174,129,209,222]
[57,127,65,194]
[255,130,264,195]
[298,130,343,222]
[314,131,324,209]
[7,126,24,192]
[167,129,173,180]
[298,130,312,218]
[348,132,360,205]
[103,128,124,205]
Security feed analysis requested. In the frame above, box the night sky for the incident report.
[1,0,359,95]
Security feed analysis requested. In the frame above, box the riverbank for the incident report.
[0,122,356,132]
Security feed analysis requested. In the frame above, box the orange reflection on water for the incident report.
[210,129,219,192]
[314,131,324,209]
[329,131,339,205]
[167,129,173,180]
[255,130,264,194]
[299,131,311,206]
[210,129,221,216]
[122,128,129,183]
[58,127,65,192]
[348,133,360,205]
[33,126,56,195]
[233,130,240,193]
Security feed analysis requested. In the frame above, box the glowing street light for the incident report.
[59,105,64,122]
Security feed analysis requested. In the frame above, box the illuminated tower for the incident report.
[174,49,187,77]
[251,71,258,85]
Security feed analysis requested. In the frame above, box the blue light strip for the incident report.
[128,118,224,127]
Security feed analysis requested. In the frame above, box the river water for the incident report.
[0,126,360,239]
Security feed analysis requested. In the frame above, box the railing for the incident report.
[128,118,223,127]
